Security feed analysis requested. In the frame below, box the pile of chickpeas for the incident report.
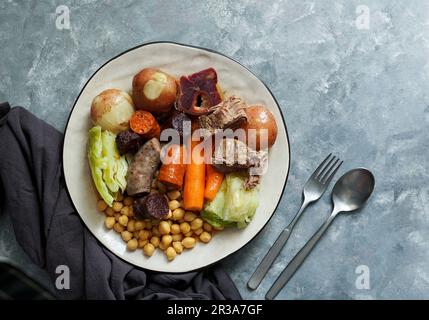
[96,181,222,262]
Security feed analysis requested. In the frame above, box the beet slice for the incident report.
[177,68,222,115]
[133,193,169,220]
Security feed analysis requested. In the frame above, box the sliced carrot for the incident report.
[158,145,186,190]
[130,110,156,135]
[183,141,205,211]
[204,165,224,201]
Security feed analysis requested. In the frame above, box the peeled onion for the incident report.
[241,105,278,150]
[90,89,135,133]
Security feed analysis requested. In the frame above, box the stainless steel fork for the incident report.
[247,154,343,290]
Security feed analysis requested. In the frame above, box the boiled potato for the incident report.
[132,68,177,113]
[90,89,135,134]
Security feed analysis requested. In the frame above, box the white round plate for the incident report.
[63,42,290,273]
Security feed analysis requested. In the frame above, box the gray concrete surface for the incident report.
[1,0,428,299]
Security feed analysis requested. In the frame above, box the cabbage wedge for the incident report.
[202,173,260,228]
[88,126,128,207]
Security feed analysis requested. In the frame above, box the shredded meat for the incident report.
[244,175,260,190]
[212,138,267,174]
[198,96,247,138]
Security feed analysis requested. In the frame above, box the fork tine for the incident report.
[322,159,343,185]
[316,156,337,181]
[310,153,333,179]
[320,158,339,182]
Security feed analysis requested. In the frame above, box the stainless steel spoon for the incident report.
[266,168,375,300]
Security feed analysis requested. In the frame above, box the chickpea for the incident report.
[191,218,203,230]
[159,221,171,235]
[121,231,133,242]
[112,201,123,212]
[167,190,181,201]
[128,206,134,217]
[172,241,184,254]
[143,243,155,257]
[116,193,124,201]
[180,222,191,234]
[158,242,168,251]
[182,237,196,249]
[150,236,160,248]
[113,223,124,233]
[138,239,148,248]
[152,226,161,237]
[165,210,173,220]
[127,238,138,251]
[105,207,115,216]
[203,222,213,232]
[170,224,180,235]
[120,206,130,217]
[168,200,180,211]
[97,200,108,212]
[193,228,203,236]
[123,196,134,206]
[199,232,212,243]
[139,230,152,241]
[114,213,121,221]
[184,231,193,237]
[134,220,145,231]
[162,235,173,247]
[172,234,183,242]
[184,212,197,222]
[105,216,115,229]
[165,247,177,261]
[133,231,140,239]
[172,208,185,221]
[118,215,129,227]
[127,219,135,232]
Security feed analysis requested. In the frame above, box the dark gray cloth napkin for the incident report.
[0,102,241,300]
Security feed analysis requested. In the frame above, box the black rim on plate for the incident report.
[62,41,292,273]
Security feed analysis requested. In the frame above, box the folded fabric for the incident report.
[0,102,241,300]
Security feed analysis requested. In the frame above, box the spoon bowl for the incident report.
[332,168,375,213]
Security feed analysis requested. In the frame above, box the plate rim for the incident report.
[62,41,291,273]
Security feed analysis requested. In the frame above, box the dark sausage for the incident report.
[116,129,144,155]
[126,138,161,196]
[171,112,191,137]
[133,193,169,220]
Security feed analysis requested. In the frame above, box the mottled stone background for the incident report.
[1,0,428,299]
